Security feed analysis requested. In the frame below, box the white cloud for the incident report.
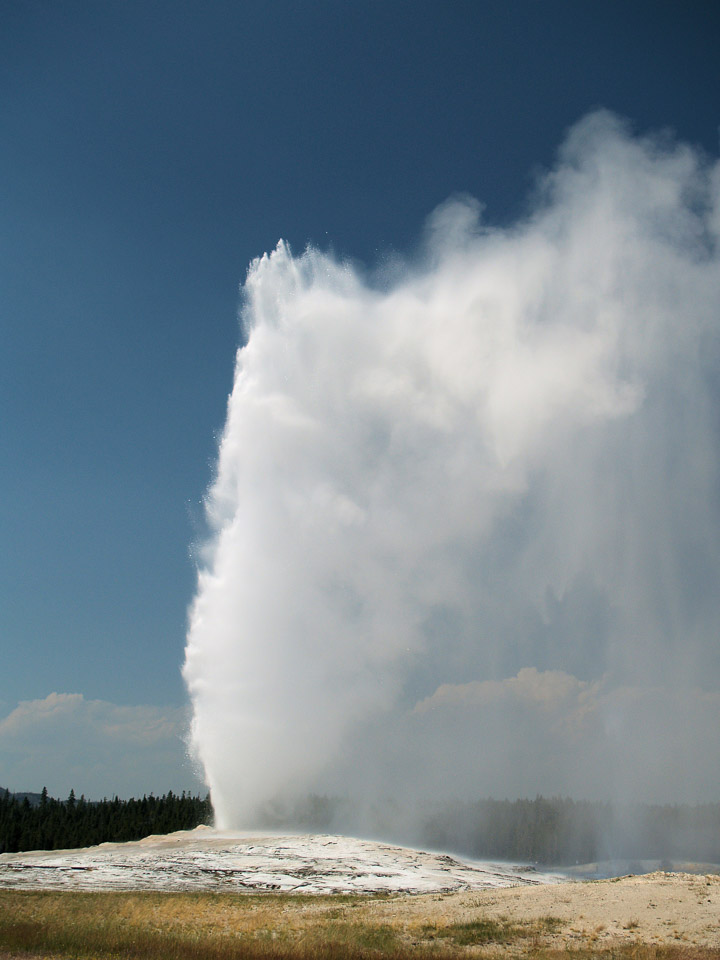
[0,693,203,799]
[414,667,598,715]
[314,670,720,815]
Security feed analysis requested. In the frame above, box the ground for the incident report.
[1,831,719,958]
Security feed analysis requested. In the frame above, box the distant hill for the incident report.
[0,787,45,807]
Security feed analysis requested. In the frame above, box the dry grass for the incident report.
[1,889,720,960]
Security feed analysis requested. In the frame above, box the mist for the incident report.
[183,111,720,838]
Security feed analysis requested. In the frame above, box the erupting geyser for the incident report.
[183,112,720,831]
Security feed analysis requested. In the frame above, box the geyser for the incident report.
[183,111,720,830]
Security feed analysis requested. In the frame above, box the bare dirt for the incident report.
[364,871,720,949]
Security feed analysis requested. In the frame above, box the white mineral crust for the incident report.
[0,827,567,893]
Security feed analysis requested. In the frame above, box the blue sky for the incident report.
[2,1,719,799]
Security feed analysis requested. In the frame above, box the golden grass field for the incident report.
[1,872,719,960]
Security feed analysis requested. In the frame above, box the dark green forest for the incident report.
[0,788,211,854]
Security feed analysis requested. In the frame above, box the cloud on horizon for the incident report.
[354,669,720,805]
[0,693,203,799]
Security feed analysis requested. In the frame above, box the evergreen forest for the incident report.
[0,788,212,854]
[419,796,720,865]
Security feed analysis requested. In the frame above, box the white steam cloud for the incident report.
[183,112,720,829]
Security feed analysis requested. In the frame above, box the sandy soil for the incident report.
[364,871,720,949]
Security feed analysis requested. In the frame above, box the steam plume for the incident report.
[183,112,720,830]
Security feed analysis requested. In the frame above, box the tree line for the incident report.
[0,788,212,854]
[3,789,719,865]
[419,796,720,865]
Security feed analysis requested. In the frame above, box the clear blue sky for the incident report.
[2,0,719,797]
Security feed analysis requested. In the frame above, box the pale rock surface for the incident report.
[0,827,563,893]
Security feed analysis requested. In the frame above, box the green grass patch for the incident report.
[422,914,561,945]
